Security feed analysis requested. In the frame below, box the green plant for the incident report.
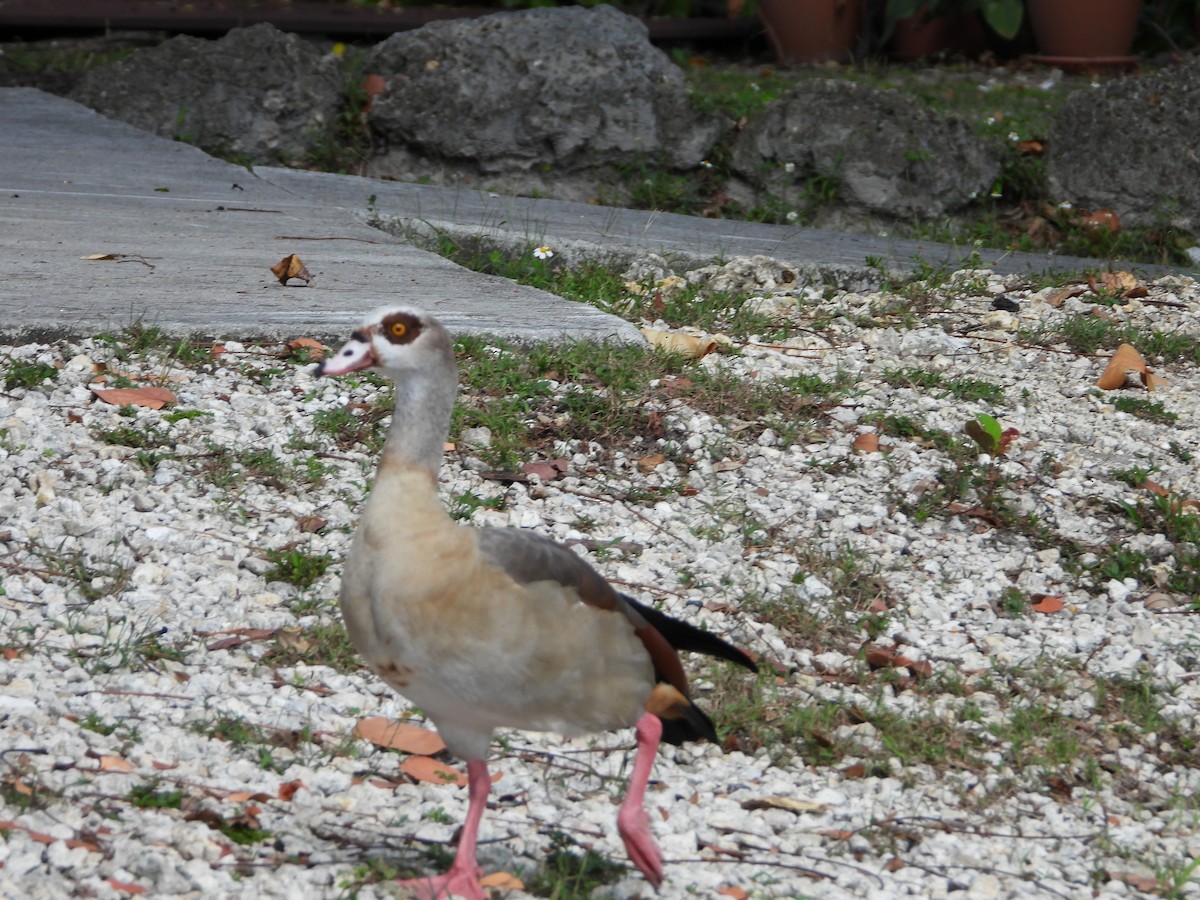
[260,621,362,673]
[524,831,628,898]
[884,368,1005,404]
[129,781,185,810]
[263,548,331,588]
[1113,396,1178,425]
[3,358,58,390]
[883,0,1023,40]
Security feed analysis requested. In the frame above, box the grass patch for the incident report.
[1113,396,1178,425]
[524,831,628,898]
[129,781,186,810]
[261,620,363,673]
[263,548,331,589]
[883,368,1005,405]
[2,358,58,390]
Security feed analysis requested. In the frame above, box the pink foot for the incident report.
[396,758,492,899]
[617,802,664,888]
[616,712,666,889]
[395,867,485,900]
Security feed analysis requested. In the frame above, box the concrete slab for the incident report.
[0,86,1184,346]
[256,165,1175,293]
[0,87,643,343]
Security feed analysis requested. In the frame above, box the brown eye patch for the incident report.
[381,311,422,345]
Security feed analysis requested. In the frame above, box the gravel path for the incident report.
[2,265,1199,899]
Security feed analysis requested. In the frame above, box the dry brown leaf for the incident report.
[361,73,387,112]
[638,453,666,473]
[90,386,176,410]
[98,755,135,773]
[852,433,880,453]
[205,628,276,651]
[1033,595,1064,614]
[1140,480,1169,496]
[399,755,466,786]
[1110,872,1164,892]
[522,459,569,482]
[480,873,525,891]
[1044,284,1085,307]
[640,327,718,359]
[1080,209,1121,237]
[355,718,447,755]
[739,795,826,814]
[1096,343,1165,392]
[275,627,311,653]
[1099,270,1138,293]
[271,253,312,285]
[285,337,327,360]
[884,857,906,872]
[106,878,149,894]
[226,790,272,803]
[716,887,749,900]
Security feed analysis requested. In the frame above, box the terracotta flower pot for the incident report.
[759,0,864,65]
[1027,0,1142,58]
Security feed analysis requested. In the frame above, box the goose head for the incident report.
[317,306,454,378]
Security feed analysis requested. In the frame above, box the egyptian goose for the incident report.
[317,306,757,899]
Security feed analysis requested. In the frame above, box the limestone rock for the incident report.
[70,23,341,164]
[364,6,718,180]
[1046,59,1200,230]
[729,79,1000,221]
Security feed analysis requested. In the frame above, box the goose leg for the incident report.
[396,758,489,900]
[616,711,665,888]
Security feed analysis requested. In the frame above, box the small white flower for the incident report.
[1058,200,1074,210]
[751,82,761,92]
[700,159,714,169]
[783,162,796,173]
[785,210,799,222]
[985,116,997,126]
[1008,131,1020,142]
[1091,81,1101,89]
[990,190,1003,198]
[533,246,554,260]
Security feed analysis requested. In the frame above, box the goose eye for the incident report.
[390,322,407,338]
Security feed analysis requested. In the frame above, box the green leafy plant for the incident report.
[963,413,1018,456]
[883,0,1023,40]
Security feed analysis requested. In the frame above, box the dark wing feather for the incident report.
[474,526,756,744]
[621,593,758,673]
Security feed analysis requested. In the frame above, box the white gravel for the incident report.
[2,265,1200,899]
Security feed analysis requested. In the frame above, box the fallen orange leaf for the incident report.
[286,337,327,360]
[717,887,749,900]
[639,327,718,359]
[852,433,879,453]
[355,718,447,755]
[91,386,176,410]
[399,755,467,786]
[1096,343,1165,392]
[98,755,135,773]
[1080,210,1121,238]
[271,253,312,286]
[1139,480,1169,496]
[1032,595,1064,614]
[480,872,525,891]
[637,453,666,473]
[106,878,148,894]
